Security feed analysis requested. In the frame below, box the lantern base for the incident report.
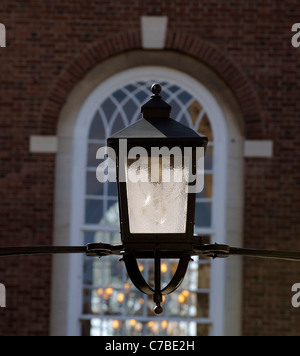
[122,252,192,313]
[154,305,163,315]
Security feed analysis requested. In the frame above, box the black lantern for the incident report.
[107,84,208,313]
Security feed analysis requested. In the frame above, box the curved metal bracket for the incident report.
[193,243,230,259]
[161,253,191,295]
[86,243,124,258]
[123,252,191,314]
[123,253,155,295]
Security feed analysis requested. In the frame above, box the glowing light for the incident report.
[126,156,188,234]
[97,288,103,296]
[161,320,168,329]
[138,264,144,272]
[105,287,113,296]
[135,322,142,332]
[129,319,137,327]
[112,320,120,329]
[178,294,185,304]
[161,263,168,273]
[117,293,124,303]
[182,290,189,298]
[148,321,155,328]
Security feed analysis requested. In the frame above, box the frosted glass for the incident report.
[126,156,189,234]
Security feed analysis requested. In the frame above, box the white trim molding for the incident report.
[0,23,6,48]
[141,16,168,49]
[244,140,273,158]
[29,135,58,153]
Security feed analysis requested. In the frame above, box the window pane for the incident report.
[86,171,104,196]
[111,112,126,135]
[123,99,138,119]
[84,199,120,226]
[189,100,203,127]
[197,174,213,199]
[102,200,119,226]
[82,319,126,337]
[169,99,181,118]
[205,146,214,171]
[189,259,211,292]
[85,199,103,224]
[195,202,212,228]
[101,97,116,118]
[198,114,214,141]
[84,231,121,246]
[87,143,104,168]
[178,90,193,105]
[89,111,106,140]
[81,319,211,337]
[83,258,123,287]
[112,89,127,103]
[125,291,144,315]
[108,182,118,196]
[136,90,148,103]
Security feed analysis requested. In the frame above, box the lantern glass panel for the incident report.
[125,154,190,234]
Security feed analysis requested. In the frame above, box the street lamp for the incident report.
[107,84,208,313]
[2,83,300,316]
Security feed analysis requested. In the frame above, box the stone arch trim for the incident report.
[41,31,142,134]
[41,30,261,138]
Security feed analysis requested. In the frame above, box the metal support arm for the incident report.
[2,241,300,315]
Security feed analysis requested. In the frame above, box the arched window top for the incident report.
[76,67,225,148]
[88,79,214,141]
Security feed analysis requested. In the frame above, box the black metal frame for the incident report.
[109,138,203,312]
[106,84,208,312]
[122,251,191,314]
[114,145,200,255]
[108,139,207,250]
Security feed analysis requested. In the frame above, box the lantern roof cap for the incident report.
[141,84,171,120]
[107,84,208,146]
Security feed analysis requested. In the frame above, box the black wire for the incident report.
[2,244,300,262]
[229,247,300,261]
[0,246,87,257]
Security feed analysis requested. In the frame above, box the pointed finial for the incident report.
[151,83,162,97]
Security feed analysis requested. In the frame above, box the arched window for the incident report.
[51,59,244,336]
[71,67,227,336]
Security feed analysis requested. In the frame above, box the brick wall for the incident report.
[0,0,299,335]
